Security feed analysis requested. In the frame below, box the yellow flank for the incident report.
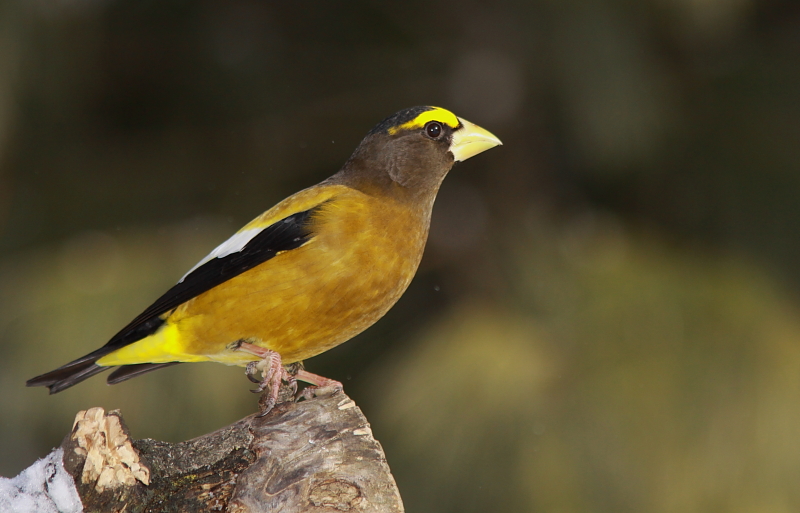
[94,184,429,368]
[96,323,208,365]
[388,107,460,135]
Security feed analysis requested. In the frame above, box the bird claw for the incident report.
[236,342,342,414]
[299,382,343,401]
[245,361,262,384]
[287,375,298,396]
[294,369,343,402]
[237,343,290,416]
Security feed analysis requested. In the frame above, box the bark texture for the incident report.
[59,390,404,513]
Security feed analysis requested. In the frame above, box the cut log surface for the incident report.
[58,389,404,513]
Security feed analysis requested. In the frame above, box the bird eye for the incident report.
[425,121,443,139]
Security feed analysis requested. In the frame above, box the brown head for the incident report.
[333,106,502,206]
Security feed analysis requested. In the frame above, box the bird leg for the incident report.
[236,342,296,416]
[235,341,342,410]
[294,369,343,401]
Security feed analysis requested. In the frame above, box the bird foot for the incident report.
[236,342,342,412]
[294,369,343,401]
[238,342,296,416]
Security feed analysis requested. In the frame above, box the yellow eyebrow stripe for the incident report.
[388,107,460,135]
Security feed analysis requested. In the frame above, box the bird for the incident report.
[26,106,502,414]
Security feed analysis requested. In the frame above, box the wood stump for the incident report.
[59,390,403,512]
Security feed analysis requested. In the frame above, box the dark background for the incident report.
[2,1,800,511]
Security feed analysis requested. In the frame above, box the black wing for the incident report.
[105,207,318,347]
[27,206,320,393]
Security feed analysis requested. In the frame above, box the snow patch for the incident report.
[0,448,82,513]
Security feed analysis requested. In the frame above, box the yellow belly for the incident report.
[97,190,427,367]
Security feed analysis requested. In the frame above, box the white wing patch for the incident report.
[179,227,265,282]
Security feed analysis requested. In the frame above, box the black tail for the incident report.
[107,363,180,384]
[26,347,114,394]
[26,348,181,394]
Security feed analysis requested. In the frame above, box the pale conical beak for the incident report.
[449,117,503,162]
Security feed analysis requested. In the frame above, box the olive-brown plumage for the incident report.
[27,106,501,405]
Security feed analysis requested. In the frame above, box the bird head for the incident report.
[340,106,502,197]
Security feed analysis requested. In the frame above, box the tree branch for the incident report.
[40,389,404,512]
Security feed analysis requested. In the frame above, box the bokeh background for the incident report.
[2,0,800,511]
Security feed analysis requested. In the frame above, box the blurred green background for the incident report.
[2,0,800,511]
